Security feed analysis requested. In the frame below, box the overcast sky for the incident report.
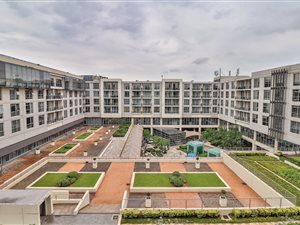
[0,1,300,81]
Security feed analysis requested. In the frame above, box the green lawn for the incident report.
[133,173,226,188]
[75,132,92,140]
[184,173,226,187]
[31,172,101,187]
[90,126,101,131]
[54,143,77,153]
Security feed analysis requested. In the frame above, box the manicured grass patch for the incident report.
[31,172,101,187]
[184,173,226,187]
[54,143,77,154]
[75,132,92,140]
[113,122,131,137]
[90,126,101,131]
[134,173,172,187]
[133,173,225,187]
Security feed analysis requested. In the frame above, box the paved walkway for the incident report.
[120,125,143,158]
[91,162,135,204]
[160,162,202,208]
[58,163,85,172]
[208,162,266,207]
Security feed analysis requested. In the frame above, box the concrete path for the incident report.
[208,162,266,207]
[160,162,202,208]
[58,163,85,172]
[120,125,143,158]
[91,162,135,205]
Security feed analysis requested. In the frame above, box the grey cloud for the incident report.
[192,57,209,65]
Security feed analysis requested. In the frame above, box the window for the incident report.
[262,116,269,126]
[56,79,62,87]
[0,105,3,119]
[25,89,33,99]
[263,103,270,113]
[291,105,300,118]
[69,100,73,107]
[0,88,2,100]
[230,110,234,117]
[26,117,34,129]
[39,115,45,125]
[93,91,99,97]
[69,91,73,97]
[184,83,190,90]
[85,83,90,89]
[123,106,129,113]
[292,89,300,101]
[264,77,271,87]
[184,92,190,98]
[70,109,73,116]
[253,102,259,111]
[253,90,259,99]
[154,99,160,105]
[38,102,44,112]
[38,90,44,99]
[94,99,100,105]
[184,99,189,105]
[124,99,130,105]
[10,89,19,100]
[154,83,160,89]
[231,91,235,98]
[264,90,270,100]
[231,100,234,108]
[93,83,99,89]
[290,121,300,134]
[11,119,21,133]
[184,107,189,113]
[11,104,20,117]
[154,107,160,113]
[294,73,300,86]
[254,78,260,88]
[64,110,68,118]
[0,123,3,137]
[26,103,33,114]
[75,108,78,115]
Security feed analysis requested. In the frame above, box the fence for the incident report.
[124,196,293,209]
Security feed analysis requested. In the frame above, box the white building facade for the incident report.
[0,54,300,164]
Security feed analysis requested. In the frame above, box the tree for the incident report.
[202,128,243,148]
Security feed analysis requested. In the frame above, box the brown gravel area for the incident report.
[128,193,167,208]
[208,162,267,207]
[11,162,65,189]
[159,162,186,172]
[199,192,243,208]
[80,162,111,172]
[91,162,134,204]
[184,162,213,172]
[58,162,85,172]
[134,162,161,172]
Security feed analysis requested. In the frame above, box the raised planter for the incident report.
[130,172,231,193]
[49,143,80,156]
[73,132,94,141]
[88,126,103,133]
[26,172,105,193]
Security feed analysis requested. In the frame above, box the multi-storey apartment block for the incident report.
[0,54,300,164]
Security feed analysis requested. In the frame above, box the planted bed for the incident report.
[54,143,77,154]
[27,172,104,192]
[131,172,229,193]
[74,132,93,140]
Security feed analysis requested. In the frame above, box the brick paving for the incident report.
[184,162,213,172]
[208,162,267,207]
[58,162,85,172]
[80,162,111,172]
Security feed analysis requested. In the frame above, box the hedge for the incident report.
[231,152,266,157]
[232,207,300,218]
[121,209,219,219]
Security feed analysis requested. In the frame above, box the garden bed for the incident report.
[27,172,104,192]
[231,152,300,206]
[49,143,80,156]
[73,132,94,141]
[130,172,229,193]
[113,122,131,137]
[88,126,103,133]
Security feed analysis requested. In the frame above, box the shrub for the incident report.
[231,152,266,157]
[67,171,79,179]
[57,178,71,187]
[172,171,181,177]
[121,209,219,219]
[169,176,184,187]
[231,207,300,218]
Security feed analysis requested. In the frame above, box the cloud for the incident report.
[0,2,300,81]
[192,57,209,65]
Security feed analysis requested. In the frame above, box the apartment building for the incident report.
[0,54,299,164]
[0,55,85,164]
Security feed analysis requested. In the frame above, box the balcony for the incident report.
[46,94,62,100]
[47,117,63,124]
[46,106,64,112]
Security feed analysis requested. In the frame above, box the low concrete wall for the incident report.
[121,190,129,209]
[74,191,90,215]
[222,152,294,207]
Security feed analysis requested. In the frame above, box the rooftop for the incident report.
[0,189,50,205]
